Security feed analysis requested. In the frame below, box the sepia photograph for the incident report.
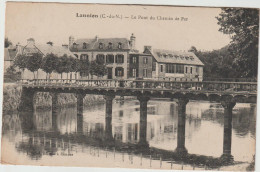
[1,2,259,171]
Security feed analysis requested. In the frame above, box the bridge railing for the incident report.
[18,79,257,93]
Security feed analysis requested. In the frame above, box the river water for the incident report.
[1,99,256,170]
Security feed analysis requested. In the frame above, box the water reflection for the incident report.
[2,100,256,169]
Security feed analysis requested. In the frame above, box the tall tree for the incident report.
[41,53,58,80]
[216,8,259,77]
[13,54,28,78]
[5,38,12,48]
[89,60,107,78]
[79,59,90,79]
[26,53,43,79]
[59,54,73,80]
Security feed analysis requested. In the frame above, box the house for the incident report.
[4,46,17,72]
[143,46,204,81]
[69,34,141,79]
[17,38,77,80]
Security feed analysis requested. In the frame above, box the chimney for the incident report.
[95,35,99,42]
[27,38,35,46]
[144,45,152,53]
[62,44,68,49]
[16,42,22,54]
[130,33,136,50]
[69,35,75,46]
[47,41,53,46]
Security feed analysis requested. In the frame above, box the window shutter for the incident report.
[115,68,118,76]
[122,55,124,63]
[122,68,124,76]
[115,55,118,63]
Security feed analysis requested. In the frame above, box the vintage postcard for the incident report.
[1,2,258,171]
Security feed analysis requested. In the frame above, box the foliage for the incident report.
[191,46,241,78]
[79,59,90,77]
[41,53,58,76]
[216,8,259,77]
[6,65,17,75]
[5,37,12,48]
[26,53,43,73]
[13,54,28,71]
[89,60,107,78]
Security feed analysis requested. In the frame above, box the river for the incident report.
[1,99,256,170]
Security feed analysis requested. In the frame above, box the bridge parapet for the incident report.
[18,79,257,93]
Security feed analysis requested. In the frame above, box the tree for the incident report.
[41,53,58,80]
[5,38,12,48]
[13,54,28,78]
[89,60,107,78]
[79,59,90,79]
[69,57,81,80]
[59,54,73,80]
[26,53,43,79]
[216,8,259,77]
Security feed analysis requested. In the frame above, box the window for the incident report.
[116,54,124,63]
[80,54,88,61]
[132,68,137,77]
[152,61,156,71]
[143,69,147,77]
[115,67,124,76]
[83,42,87,49]
[74,54,78,59]
[108,42,113,49]
[160,65,163,72]
[132,56,137,64]
[106,54,114,63]
[118,42,122,49]
[99,43,103,49]
[186,67,188,73]
[96,54,105,64]
[73,43,77,48]
[166,64,175,73]
[196,67,199,73]
[176,64,184,73]
[144,57,148,64]
[190,67,193,74]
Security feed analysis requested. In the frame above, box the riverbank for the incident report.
[3,84,106,113]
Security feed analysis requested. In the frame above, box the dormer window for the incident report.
[83,42,87,49]
[108,42,113,49]
[118,42,122,49]
[99,43,103,49]
[73,42,77,49]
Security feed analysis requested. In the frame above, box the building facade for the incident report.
[69,34,138,79]
[143,46,204,81]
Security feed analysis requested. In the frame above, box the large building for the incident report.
[17,38,77,80]
[69,34,204,80]
[143,46,204,81]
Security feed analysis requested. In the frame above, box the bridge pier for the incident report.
[76,93,86,115]
[50,92,58,113]
[77,113,83,133]
[220,100,236,163]
[175,98,189,155]
[104,94,115,141]
[19,87,35,112]
[137,96,150,148]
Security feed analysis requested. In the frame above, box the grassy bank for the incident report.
[3,84,105,113]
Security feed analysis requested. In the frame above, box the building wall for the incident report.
[154,62,204,81]
[73,51,128,79]
[138,55,153,78]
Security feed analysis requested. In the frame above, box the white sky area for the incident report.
[5,2,231,51]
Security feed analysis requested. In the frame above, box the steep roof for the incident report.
[36,44,77,58]
[23,44,77,58]
[70,38,130,51]
[4,48,17,61]
[150,49,204,66]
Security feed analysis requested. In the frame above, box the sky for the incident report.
[5,2,231,51]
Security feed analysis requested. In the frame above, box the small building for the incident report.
[69,34,138,79]
[17,38,77,80]
[4,46,17,72]
[143,46,204,81]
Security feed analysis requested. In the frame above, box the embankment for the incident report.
[3,84,105,113]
